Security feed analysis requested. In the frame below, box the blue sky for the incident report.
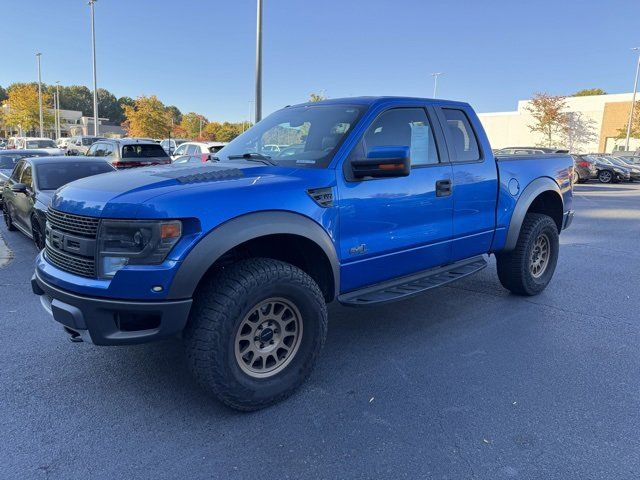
[1,0,638,122]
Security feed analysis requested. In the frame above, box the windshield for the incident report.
[36,162,114,190]
[215,104,365,168]
[25,139,56,149]
[121,144,169,159]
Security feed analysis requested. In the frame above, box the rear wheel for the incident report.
[496,213,559,296]
[184,258,328,411]
[3,204,16,231]
[598,170,613,183]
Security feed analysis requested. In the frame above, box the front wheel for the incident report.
[184,258,328,411]
[496,213,559,296]
[31,216,45,250]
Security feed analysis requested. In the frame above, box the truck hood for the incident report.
[51,162,335,218]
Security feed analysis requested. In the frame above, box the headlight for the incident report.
[97,220,182,278]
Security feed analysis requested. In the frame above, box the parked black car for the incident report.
[0,149,60,208]
[571,154,597,183]
[606,156,640,181]
[2,156,115,249]
[585,155,631,183]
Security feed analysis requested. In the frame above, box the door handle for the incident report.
[436,179,452,197]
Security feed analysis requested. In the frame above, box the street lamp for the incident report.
[36,53,43,137]
[431,72,444,98]
[55,81,61,139]
[89,0,99,136]
[624,47,640,152]
[255,0,262,123]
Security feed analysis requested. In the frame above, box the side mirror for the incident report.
[11,183,28,194]
[351,146,411,179]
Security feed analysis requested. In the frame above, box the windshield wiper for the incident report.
[227,152,277,166]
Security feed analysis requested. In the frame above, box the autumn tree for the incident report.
[180,112,208,139]
[562,112,598,152]
[4,83,54,133]
[616,101,640,140]
[309,92,326,102]
[122,95,171,138]
[525,93,569,147]
[572,88,607,97]
[0,85,7,104]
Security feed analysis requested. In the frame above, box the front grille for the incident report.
[45,244,96,278]
[47,208,100,238]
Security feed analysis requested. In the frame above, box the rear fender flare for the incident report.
[503,177,563,251]
[167,211,340,300]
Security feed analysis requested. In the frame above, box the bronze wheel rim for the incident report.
[234,297,303,378]
[530,233,550,279]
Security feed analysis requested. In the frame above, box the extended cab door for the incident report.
[434,105,498,261]
[337,106,453,292]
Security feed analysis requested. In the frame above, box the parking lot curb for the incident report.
[0,231,12,268]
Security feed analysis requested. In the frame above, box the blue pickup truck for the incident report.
[31,97,574,410]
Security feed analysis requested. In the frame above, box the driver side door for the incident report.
[336,106,454,292]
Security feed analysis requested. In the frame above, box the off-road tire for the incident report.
[496,213,559,296]
[184,258,328,411]
[3,205,16,231]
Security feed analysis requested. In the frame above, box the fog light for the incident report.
[152,285,163,292]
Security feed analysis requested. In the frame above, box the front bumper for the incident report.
[562,210,574,230]
[32,271,192,345]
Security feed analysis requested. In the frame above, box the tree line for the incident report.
[0,82,248,142]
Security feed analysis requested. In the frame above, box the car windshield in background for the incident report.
[25,140,56,149]
[83,137,102,146]
[36,162,114,190]
[215,104,365,168]
[121,144,168,158]
[0,154,31,169]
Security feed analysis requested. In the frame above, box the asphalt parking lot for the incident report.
[1,182,639,479]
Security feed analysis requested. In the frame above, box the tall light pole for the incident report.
[624,47,640,152]
[53,91,58,139]
[36,53,44,137]
[55,81,61,139]
[89,0,99,136]
[431,72,444,98]
[254,0,262,123]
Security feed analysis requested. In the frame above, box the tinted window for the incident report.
[443,109,480,162]
[121,144,169,158]
[351,108,439,166]
[216,105,365,168]
[25,139,56,149]
[11,161,25,181]
[20,164,33,188]
[36,162,114,190]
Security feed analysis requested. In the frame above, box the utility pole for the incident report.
[89,0,99,135]
[36,53,44,137]
[255,0,262,123]
[431,72,444,98]
[624,47,640,152]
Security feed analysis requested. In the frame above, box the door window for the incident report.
[20,164,33,188]
[103,143,115,157]
[351,108,439,166]
[173,144,188,156]
[442,109,480,162]
[186,144,200,155]
[86,143,100,156]
[11,161,25,181]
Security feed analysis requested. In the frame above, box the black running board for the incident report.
[338,256,488,306]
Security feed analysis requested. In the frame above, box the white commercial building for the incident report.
[478,92,640,153]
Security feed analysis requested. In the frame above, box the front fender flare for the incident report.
[167,211,340,300]
[503,177,563,251]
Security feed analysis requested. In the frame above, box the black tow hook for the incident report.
[63,327,84,343]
